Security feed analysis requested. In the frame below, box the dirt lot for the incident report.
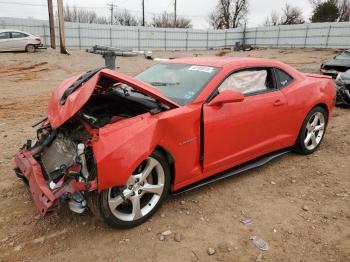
[0,48,349,262]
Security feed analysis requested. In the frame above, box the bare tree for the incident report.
[64,5,108,24]
[280,3,305,24]
[263,11,280,26]
[209,0,248,29]
[151,12,192,28]
[337,0,350,21]
[114,10,141,26]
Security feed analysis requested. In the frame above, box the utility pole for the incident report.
[142,0,145,26]
[174,0,177,27]
[57,0,68,54]
[108,3,115,25]
[47,0,56,49]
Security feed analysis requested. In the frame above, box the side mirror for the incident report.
[208,90,244,107]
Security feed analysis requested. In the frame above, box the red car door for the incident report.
[202,67,289,175]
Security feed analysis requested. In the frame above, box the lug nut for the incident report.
[138,190,142,194]
[131,191,136,196]
[128,185,133,190]
[135,178,140,182]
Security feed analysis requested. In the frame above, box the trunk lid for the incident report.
[48,68,179,128]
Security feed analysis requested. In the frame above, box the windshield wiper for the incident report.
[60,67,105,105]
[148,81,179,87]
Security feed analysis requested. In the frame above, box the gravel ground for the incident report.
[0,48,349,262]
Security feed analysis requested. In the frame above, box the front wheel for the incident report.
[294,106,328,155]
[89,150,170,229]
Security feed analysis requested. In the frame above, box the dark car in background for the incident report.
[321,49,350,77]
[335,69,350,107]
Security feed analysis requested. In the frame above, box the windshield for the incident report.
[135,63,219,105]
[336,50,350,60]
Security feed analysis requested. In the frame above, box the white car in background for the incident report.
[0,29,43,52]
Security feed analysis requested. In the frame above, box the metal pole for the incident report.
[206,30,209,50]
[42,24,47,46]
[276,26,281,48]
[138,28,141,50]
[47,0,56,49]
[303,25,309,48]
[224,30,227,48]
[164,30,167,50]
[325,24,332,48]
[186,30,188,50]
[254,27,258,47]
[78,24,81,49]
[109,27,112,47]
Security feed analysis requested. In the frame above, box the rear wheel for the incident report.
[25,44,35,53]
[89,150,170,228]
[294,106,328,155]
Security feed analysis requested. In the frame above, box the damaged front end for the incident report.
[13,68,178,216]
[14,118,98,216]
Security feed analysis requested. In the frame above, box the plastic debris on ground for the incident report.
[241,219,253,225]
[250,236,270,251]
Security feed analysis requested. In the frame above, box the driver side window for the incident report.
[218,68,274,95]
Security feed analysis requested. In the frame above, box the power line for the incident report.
[0,0,207,18]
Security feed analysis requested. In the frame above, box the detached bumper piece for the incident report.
[14,149,97,216]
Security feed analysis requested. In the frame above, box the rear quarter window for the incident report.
[275,68,294,88]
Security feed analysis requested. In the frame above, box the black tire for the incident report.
[25,44,35,53]
[88,150,171,229]
[294,106,328,155]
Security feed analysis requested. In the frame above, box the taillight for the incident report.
[35,37,41,42]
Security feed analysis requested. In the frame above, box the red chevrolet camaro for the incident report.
[14,57,336,228]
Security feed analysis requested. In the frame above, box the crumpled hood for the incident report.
[323,58,350,67]
[47,68,179,128]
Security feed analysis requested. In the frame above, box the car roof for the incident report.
[166,56,287,69]
[0,29,31,34]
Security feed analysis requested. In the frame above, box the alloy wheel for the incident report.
[304,111,325,151]
[107,157,165,221]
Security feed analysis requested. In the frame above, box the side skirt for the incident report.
[172,148,292,196]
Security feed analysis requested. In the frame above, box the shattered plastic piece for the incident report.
[250,236,269,251]
[241,219,253,225]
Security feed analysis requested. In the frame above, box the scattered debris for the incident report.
[147,227,152,232]
[241,219,253,225]
[161,230,172,236]
[273,228,278,233]
[174,233,182,242]
[302,205,310,211]
[250,236,269,251]
[291,179,296,183]
[159,235,165,241]
[207,247,216,255]
[180,200,185,205]
[270,181,276,185]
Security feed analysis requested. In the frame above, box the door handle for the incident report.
[273,99,284,106]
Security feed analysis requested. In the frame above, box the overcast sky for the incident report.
[0,0,313,28]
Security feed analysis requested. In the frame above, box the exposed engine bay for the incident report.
[77,76,163,128]
[14,72,168,216]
